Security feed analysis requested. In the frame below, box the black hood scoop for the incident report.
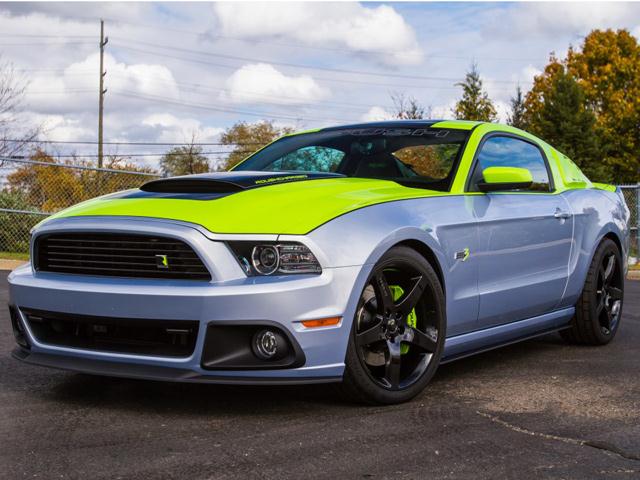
[141,171,344,193]
[115,171,345,201]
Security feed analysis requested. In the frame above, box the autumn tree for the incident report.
[453,63,497,122]
[6,150,158,211]
[507,85,527,129]
[159,136,210,177]
[219,120,294,170]
[567,29,640,182]
[525,30,640,183]
[390,92,430,120]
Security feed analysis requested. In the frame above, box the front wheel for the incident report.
[561,238,624,345]
[341,246,446,405]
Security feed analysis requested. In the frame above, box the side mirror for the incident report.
[477,166,533,192]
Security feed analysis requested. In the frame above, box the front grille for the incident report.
[22,308,199,357]
[35,233,211,281]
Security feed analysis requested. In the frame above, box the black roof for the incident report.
[321,120,445,131]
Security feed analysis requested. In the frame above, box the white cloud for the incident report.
[31,113,95,142]
[26,53,180,113]
[213,3,423,66]
[141,113,224,144]
[223,63,329,105]
[360,106,393,122]
[489,2,640,38]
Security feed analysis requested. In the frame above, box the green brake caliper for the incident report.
[389,285,417,354]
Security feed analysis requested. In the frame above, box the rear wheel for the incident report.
[561,238,624,345]
[341,246,446,404]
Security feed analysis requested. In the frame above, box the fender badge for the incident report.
[155,254,169,269]
[454,248,470,262]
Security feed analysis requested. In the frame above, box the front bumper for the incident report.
[8,217,370,384]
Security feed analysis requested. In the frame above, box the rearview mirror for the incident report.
[477,166,533,192]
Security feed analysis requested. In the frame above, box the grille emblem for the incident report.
[155,254,169,269]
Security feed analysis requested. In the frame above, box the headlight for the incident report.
[228,241,322,276]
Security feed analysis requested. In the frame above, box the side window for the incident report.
[264,146,345,172]
[470,136,552,192]
[392,144,459,180]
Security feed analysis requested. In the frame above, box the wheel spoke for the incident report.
[396,275,427,318]
[384,339,402,389]
[596,296,605,315]
[603,255,615,284]
[372,271,394,314]
[404,326,437,353]
[608,286,623,301]
[603,308,613,330]
[356,318,385,347]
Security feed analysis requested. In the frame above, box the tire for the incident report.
[560,238,624,345]
[341,246,446,405]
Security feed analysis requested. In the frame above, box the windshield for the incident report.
[233,127,470,191]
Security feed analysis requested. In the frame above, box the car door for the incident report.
[468,134,573,328]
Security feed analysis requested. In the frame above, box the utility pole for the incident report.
[98,19,108,169]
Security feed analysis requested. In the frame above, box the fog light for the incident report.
[252,329,287,360]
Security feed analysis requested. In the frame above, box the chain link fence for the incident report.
[0,157,639,264]
[0,158,160,254]
[620,185,639,264]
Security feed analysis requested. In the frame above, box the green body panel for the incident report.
[482,166,533,184]
[49,177,445,235]
[430,120,481,130]
[592,182,617,192]
[46,121,600,235]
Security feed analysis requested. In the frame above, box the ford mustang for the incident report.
[7,120,630,404]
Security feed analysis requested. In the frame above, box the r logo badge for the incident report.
[454,248,470,262]
[155,254,169,269]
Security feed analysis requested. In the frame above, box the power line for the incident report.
[0,41,94,46]
[5,139,262,146]
[113,38,529,85]
[7,151,253,159]
[112,89,352,124]
[112,44,524,92]
[99,13,541,64]
[104,71,388,113]
[0,33,94,38]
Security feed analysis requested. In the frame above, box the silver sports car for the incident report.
[8,120,630,404]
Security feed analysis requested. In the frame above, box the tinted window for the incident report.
[234,128,470,192]
[470,136,551,192]
[263,146,344,172]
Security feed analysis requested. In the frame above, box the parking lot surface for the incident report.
[1,271,639,479]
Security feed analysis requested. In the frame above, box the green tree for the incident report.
[160,141,209,177]
[507,85,527,129]
[526,68,608,181]
[219,120,294,170]
[453,63,497,122]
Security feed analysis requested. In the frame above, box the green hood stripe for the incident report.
[49,177,446,235]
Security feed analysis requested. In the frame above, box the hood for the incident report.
[46,172,444,235]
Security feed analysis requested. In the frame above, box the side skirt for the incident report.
[441,307,574,364]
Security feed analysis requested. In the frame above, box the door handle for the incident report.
[554,209,572,220]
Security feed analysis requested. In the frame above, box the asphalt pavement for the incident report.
[1,270,639,479]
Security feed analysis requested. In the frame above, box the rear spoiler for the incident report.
[591,182,617,192]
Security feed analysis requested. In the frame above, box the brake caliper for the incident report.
[389,285,417,355]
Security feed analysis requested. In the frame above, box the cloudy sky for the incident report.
[1,1,640,167]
